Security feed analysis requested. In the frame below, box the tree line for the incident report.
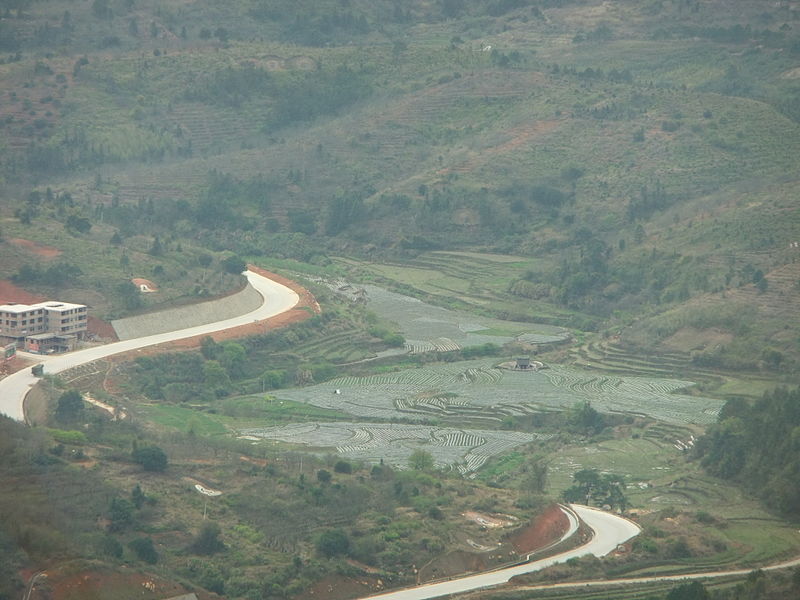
[695,387,800,517]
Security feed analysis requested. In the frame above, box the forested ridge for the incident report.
[697,387,800,518]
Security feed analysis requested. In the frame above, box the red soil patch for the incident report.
[87,315,119,342]
[8,238,62,259]
[0,279,45,305]
[0,354,35,378]
[131,277,159,292]
[31,567,215,600]
[507,504,569,554]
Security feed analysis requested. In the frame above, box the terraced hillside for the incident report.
[274,359,724,426]
[239,422,548,476]
[2,1,799,373]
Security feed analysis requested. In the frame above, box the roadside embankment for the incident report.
[111,280,261,340]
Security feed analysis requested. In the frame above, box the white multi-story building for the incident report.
[0,301,88,352]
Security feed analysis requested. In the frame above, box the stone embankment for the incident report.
[112,282,262,340]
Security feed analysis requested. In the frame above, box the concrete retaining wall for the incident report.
[112,283,262,341]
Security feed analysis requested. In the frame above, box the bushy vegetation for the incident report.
[696,387,800,517]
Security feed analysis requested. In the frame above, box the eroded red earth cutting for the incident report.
[508,503,570,554]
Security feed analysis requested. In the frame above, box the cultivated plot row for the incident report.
[238,422,548,476]
[275,359,724,426]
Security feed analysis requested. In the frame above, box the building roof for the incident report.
[39,301,87,312]
[0,303,43,313]
[0,301,86,313]
[25,333,77,341]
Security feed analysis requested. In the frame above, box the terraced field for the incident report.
[274,359,724,426]
[361,284,570,351]
[238,422,549,475]
[336,250,581,326]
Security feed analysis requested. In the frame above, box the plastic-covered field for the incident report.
[238,422,551,475]
[274,359,724,426]
[362,284,570,352]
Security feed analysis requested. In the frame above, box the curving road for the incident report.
[356,504,640,600]
[0,270,299,422]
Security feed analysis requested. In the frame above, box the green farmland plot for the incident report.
[273,359,724,426]
[136,404,228,436]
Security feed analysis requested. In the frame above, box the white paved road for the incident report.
[0,270,299,422]
[356,504,640,600]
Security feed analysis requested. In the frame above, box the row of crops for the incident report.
[274,359,724,426]
[363,284,570,348]
[238,422,551,475]
[309,277,570,351]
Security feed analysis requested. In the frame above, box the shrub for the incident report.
[189,522,225,555]
[55,390,84,423]
[132,446,168,472]
[334,460,352,474]
[221,254,246,274]
[129,537,158,564]
[316,528,350,557]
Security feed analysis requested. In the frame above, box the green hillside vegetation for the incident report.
[2,1,800,598]
[696,387,800,518]
[3,0,797,366]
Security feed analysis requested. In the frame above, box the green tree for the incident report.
[260,370,286,389]
[317,469,332,484]
[132,446,168,472]
[334,460,352,474]
[189,522,225,555]
[200,335,220,359]
[665,581,708,600]
[563,468,627,510]
[520,458,548,493]
[65,214,92,233]
[55,390,83,422]
[567,400,605,434]
[108,497,134,532]
[197,253,213,268]
[98,534,123,559]
[131,484,145,509]
[220,342,246,378]
[203,360,232,395]
[116,281,142,311]
[316,528,350,557]
[408,449,435,471]
[325,193,364,235]
[129,537,158,564]
[221,254,246,274]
